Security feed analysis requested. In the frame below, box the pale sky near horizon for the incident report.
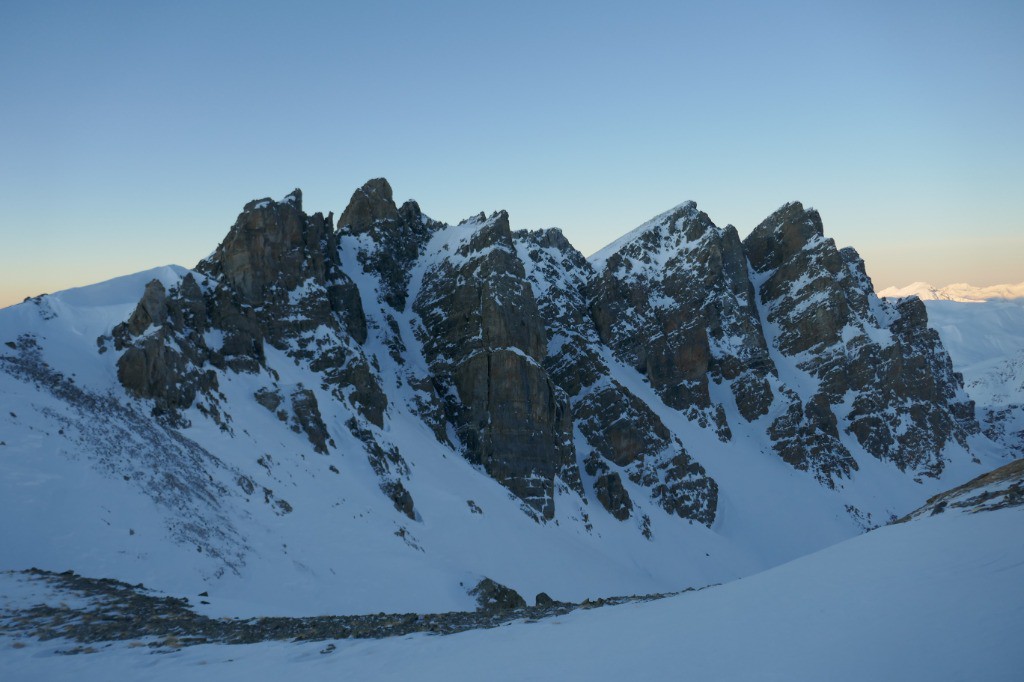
[1,0,1022,308]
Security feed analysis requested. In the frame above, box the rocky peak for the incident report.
[338,178,400,234]
[339,179,439,310]
[460,211,511,256]
[742,203,849,356]
[283,188,302,210]
[200,192,334,304]
[740,202,979,479]
[891,294,929,332]
[589,201,776,439]
[112,188,385,434]
[523,226,573,252]
[744,201,825,273]
[119,279,169,338]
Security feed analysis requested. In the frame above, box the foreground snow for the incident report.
[3,501,1021,681]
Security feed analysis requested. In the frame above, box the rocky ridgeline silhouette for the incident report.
[110,179,980,525]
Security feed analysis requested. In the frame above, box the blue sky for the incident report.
[1,0,1022,307]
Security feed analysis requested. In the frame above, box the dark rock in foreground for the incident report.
[0,569,684,649]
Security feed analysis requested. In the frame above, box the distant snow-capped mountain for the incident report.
[879,281,1024,302]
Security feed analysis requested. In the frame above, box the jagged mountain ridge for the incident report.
[115,181,979,519]
[0,179,1005,614]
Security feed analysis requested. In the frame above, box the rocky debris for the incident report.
[515,228,718,526]
[413,213,576,520]
[0,569,692,649]
[0,338,248,573]
[260,487,293,516]
[745,203,979,479]
[895,458,1024,522]
[468,578,527,612]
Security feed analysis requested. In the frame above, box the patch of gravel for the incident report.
[0,569,693,652]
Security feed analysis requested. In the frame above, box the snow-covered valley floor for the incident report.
[3,493,1021,682]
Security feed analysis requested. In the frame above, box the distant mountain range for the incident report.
[879,281,1024,302]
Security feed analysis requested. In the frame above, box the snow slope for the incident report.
[3,475,1020,682]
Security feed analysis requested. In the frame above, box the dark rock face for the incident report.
[414,214,576,520]
[338,178,440,311]
[198,191,384,425]
[590,203,775,441]
[347,418,416,520]
[579,198,978,489]
[287,387,332,455]
[514,228,718,526]
[251,386,333,454]
[593,472,632,521]
[767,388,857,485]
[468,578,526,612]
[745,202,979,478]
[114,191,385,429]
[113,277,220,426]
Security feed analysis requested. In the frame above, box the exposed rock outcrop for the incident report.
[590,202,775,441]
[468,578,527,612]
[338,178,440,311]
[515,227,718,526]
[593,472,633,521]
[114,191,386,429]
[745,202,978,478]
[413,213,576,520]
[113,277,220,426]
